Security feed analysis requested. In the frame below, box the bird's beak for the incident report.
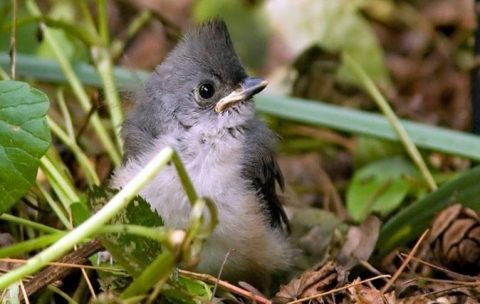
[214,77,268,113]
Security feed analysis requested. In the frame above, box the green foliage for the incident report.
[0,80,50,213]
[266,0,390,87]
[36,1,88,61]
[88,186,164,276]
[70,200,91,226]
[0,3,40,55]
[377,166,480,256]
[354,136,404,167]
[162,276,213,304]
[347,156,417,222]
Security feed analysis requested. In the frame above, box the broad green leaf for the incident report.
[377,166,480,257]
[88,186,164,276]
[36,1,88,62]
[70,200,91,226]
[0,80,50,213]
[162,277,212,304]
[354,136,404,167]
[347,157,416,222]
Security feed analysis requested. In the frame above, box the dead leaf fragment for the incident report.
[273,261,339,304]
[337,216,381,270]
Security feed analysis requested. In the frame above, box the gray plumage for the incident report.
[112,20,293,284]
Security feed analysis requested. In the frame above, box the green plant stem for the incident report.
[5,54,480,162]
[98,225,170,244]
[92,0,123,151]
[0,232,65,258]
[171,153,198,205]
[47,285,78,304]
[0,147,175,290]
[110,10,151,59]
[56,88,75,139]
[47,117,100,185]
[344,54,437,191]
[39,156,79,207]
[25,0,121,166]
[121,251,174,299]
[36,182,71,229]
[93,47,124,151]
[0,214,61,234]
[97,0,109,44]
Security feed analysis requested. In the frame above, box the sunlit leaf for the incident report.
[347,156,417,222]
[88,186,164,276]
[0,80,50,213]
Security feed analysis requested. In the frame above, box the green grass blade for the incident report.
[376,166,480,257]
[2,53,480,161]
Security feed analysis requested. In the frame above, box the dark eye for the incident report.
[198,83,215,99]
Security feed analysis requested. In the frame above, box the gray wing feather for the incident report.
[241,120,290,232]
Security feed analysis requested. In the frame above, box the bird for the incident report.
[111,20,293,285]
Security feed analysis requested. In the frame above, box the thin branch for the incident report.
[380,229,430,294]
[344,54,437,191]
[19,240,102,297]
[178,269,272,304]
[287,274,391,304]
[0,147,175,290]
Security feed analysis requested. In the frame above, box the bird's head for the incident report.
[145,20,266,128]
[123,20,267,158]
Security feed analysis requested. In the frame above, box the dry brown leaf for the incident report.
[347,279,396,304]
[273,260,339,304]
[337,216,381,270]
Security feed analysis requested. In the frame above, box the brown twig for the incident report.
[380,229,430,294]
[287,274,391,304]
[76,101,100,141]
[398,253,477,282]
[19,239,103,298]
[178,269,272,304]
[212,250,232,299]
[19,280,30,304]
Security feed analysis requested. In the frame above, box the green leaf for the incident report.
[354,136,404,167]
[162,276,212,304]
[88,186,164,276]
[376,166,480,257]
[121,251,175,299]
[4,55,480,162]
[36,1,88,62]
[346,156,417,222]
[0,80,50,213]
[70,200,91,226]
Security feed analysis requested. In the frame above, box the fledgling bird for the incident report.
[111,20,293,284]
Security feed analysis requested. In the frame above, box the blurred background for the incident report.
[0,0,479,302]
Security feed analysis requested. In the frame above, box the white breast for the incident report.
[111,126,293,280]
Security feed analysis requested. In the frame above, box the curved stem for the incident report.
[0,147,175,290]
[47,117,100,185]
[344,54,437,191]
